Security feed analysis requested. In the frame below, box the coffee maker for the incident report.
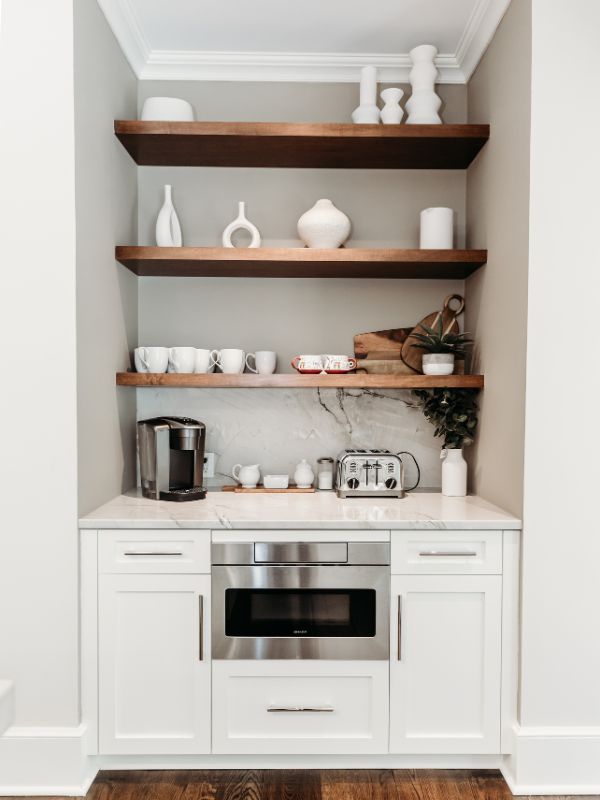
[138,416,207,501]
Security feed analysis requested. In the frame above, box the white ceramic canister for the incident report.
[420,207,454,249]
[294,459,315,488]
[297,199,351,249]
[441,448,467,497]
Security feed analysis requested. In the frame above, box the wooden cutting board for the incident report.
[401,294,465,373]
[354,327,413,361]
[355,358,464,375]
[222,485,316,493]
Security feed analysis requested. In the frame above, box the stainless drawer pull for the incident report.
[124,551,183,557]
[418,551,478,557]
[267,706,334,713]
[397,595,402,661]
[198,595,204,661]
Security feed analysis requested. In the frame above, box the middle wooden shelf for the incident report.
[116,246,487,279]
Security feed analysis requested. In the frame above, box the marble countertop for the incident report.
[79,490,520,530]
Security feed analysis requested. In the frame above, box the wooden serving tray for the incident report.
[221,485,316,494]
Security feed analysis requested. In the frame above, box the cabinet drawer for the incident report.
[212,661,388,754]
[391,531,502,574]
[99,530,210,573]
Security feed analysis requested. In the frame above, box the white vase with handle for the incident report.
[155,184,183,247]
[441,448,467,496]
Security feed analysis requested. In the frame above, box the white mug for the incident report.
[246,351,277,375]
[322,354,358,372]
[194,348,216,374]
[212,348,245,374]
[291,354,324,372]
[134,346,169,373]
[168,346,196,373]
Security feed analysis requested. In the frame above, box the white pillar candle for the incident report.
[420,207,454,249]
[359,66,377,107]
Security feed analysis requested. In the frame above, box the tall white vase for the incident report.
[351,66,380,124]
[441,447,467,497]
[405,44,442,125]
[155,184,183,247]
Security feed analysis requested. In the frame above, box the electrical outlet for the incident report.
[203,452,215,478]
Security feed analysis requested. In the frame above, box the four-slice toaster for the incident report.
[335,449,420,498]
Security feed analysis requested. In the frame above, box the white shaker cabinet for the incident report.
[98,573,211,754]
[389,574,502,754]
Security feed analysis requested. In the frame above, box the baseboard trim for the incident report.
[0,724,95,796]
[501,724,600,795]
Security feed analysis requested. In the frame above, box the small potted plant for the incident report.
[409,317,473,375]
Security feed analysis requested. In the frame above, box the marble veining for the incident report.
[137,387,443,489]
[80,490,520,531]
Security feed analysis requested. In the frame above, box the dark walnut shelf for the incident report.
[116,246,487,279]
[114,121,490,169]
[116,373,484,390]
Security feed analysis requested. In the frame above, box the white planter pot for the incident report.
[422,353,455,375]
[442,448,467,497]
[297,199,351,248]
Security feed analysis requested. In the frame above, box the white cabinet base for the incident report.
[212,661,388,755]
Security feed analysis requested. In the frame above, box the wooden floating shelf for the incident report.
[116,247,487,279]
[115,121,490,169]
[116,373,484,390]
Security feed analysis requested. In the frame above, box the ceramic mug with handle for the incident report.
[134,346,169,373]
[194,348,216,374]
[291,355,325,373]
[168,346,196,373]
[246,351,277,375]
[322,354,358,372]
[212,348,246,374]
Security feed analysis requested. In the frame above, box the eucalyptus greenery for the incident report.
[413,388,479,449]
[409,317,473,358]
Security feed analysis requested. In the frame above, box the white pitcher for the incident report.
[232,463,261,488]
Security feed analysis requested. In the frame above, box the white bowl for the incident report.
[141,97,195,122]
[263,475,290,489]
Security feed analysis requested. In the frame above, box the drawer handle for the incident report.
[123,551,184,557]
[198,595,204,661]
[418,551,478,557]
[267,706,334,713]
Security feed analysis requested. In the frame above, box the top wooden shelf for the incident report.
[114,121,490,169]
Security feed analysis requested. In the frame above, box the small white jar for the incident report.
[317,457,334,490]
[294,459,315,489]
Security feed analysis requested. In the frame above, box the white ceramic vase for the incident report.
[380,88,404,124]
[297,199,351,248]
[351,66,380,124]
[422,353,455,375]
[441,448,467,497]
[222,201,261,248]
[155,184,183,247]
[405,44,442,125]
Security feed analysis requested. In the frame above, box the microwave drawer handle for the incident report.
[123,550,184,557]
[267,706,334,713]
[418,550,478,557]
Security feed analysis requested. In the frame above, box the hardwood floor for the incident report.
[7,769,598,800]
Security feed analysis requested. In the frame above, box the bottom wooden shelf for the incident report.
[116,373,484,389]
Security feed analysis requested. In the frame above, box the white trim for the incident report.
[96,0,510,84]
[0,680,15,736]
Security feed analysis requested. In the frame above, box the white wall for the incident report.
[0,0,79,727]
[75,0,139,515]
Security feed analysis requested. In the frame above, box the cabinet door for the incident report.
[99,573,210,754]
[390,575,501,754]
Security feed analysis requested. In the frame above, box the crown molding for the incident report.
[98,0,510,84]
[141,50,464,83]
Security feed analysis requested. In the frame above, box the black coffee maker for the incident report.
[138,416,206,501]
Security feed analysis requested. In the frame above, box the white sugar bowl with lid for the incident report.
[294,459,315,488]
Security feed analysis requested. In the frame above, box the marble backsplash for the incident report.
[137,387,443,489]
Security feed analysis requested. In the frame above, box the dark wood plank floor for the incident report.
[7,769,599,800]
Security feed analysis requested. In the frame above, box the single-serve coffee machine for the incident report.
[138,416,206,501]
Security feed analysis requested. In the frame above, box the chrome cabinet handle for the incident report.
[124,551,183,557]
[198,595,204,661]
[397,595,402,661]
[267,706,334,713]
[418,551,478,557]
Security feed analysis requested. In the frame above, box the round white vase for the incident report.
[441,448,467,497]
[406,44,443,125]
[297,199,351,248]
[380,87,405,124]
[422,353,455,375]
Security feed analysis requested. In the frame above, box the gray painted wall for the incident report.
[75,0,139,513]
[464,0,531,516]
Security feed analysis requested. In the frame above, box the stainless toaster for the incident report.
[335,449,420,498]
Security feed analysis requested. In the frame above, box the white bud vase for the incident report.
[297,199,351,249]
[405,44,442,125]
[380,88,404,124]
[155,184,183,247]
[441,448,467,497]
[222,201,261,248]
[351,66,380,124]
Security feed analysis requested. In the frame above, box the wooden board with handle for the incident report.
[401,294,465,373]
[354,327,413,361]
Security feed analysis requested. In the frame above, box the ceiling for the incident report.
[97,0,511,83]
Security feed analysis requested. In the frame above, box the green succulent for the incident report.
[413,388,479,449]
[409,316,473,358]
